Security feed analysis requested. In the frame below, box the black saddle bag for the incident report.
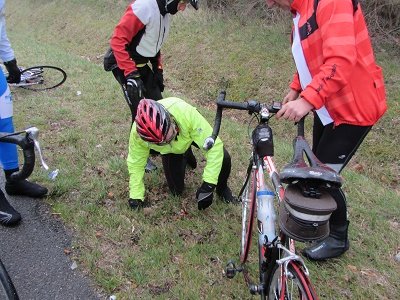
[279,183,337,242]
[103,47,118,72]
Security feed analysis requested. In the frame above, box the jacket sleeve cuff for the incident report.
[289,81,302,92]
[300,87,324,110]
[124,65,138,77]
[289,72,302,92]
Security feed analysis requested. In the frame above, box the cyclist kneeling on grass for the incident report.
[127,98,234,210]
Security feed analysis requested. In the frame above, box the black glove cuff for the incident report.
[4,58,18,67]
[203,181,216,191]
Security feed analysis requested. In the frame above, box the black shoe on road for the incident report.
[5,180,48,198]
[0,191,21,226]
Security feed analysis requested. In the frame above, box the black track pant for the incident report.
[162,147,231,196]
[112,65,162,125]
[312,114,372,227]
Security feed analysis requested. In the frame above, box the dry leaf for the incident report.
[347,264,358,272]
[352,163,364,172]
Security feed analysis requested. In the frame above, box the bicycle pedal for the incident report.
[249,284,263,295]
[225,260,242,279]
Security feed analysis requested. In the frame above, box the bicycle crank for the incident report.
[225,260,243,279]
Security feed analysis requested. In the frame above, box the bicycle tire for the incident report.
[0,259,19,300]
[239,168,257,263]
[267,260,318,300]
[19,65,66,91]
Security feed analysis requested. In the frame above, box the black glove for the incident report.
[126,71,145,102]
[153,69,164,92]
[4,59,21,84]
[128,198,147,210]
[196,181,216,210]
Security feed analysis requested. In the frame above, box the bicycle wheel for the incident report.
[267,260,318,300]
[0,259,19,300]
[239,167,257,263]
[19,65,67,91]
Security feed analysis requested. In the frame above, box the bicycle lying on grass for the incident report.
[0,127,49,300]
[2,65,67,91]
[204,91,342,299]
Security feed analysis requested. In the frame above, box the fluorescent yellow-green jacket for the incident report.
[127,97,224,200]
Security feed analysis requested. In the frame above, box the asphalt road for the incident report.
[0,174,102,300]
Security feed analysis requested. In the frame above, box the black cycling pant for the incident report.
[112,65,162,125]
[162,146,231,196]
[312,113,372,227]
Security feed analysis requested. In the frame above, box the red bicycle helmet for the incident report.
[135,99,172,143]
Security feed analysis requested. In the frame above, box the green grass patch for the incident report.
[5,0,400,299]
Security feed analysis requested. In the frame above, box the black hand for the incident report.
[196,181,215,210]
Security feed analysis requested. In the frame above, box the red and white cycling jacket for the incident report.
[110,0,170,76]
[289,0,387,126]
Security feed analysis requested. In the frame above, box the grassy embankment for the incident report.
[6,0,400,299]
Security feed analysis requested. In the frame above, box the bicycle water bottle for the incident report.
[257,188,276,246]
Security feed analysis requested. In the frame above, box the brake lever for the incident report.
[25,127,48,170]
[25,127,59,180]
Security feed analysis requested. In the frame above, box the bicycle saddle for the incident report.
[280,136,342,188]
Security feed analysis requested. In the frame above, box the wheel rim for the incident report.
[19,65,67,91]
[268,261,316,300]
[240,170,256,263]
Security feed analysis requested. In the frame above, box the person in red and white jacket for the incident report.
[104,0,198,171]
[104,0,198,121]
[266,0,387,260]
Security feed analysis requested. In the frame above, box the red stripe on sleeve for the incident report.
[110,5,145,76]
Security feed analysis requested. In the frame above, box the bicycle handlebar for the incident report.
[0,131,35,181]
[0,127,49,182]
[203,91,282,150]
[203,91,225,150]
